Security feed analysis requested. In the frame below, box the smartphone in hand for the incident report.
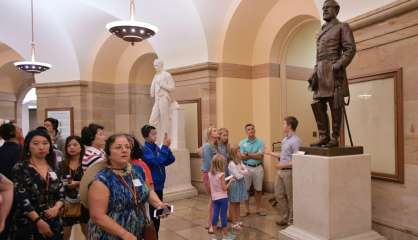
[153,205,174,218]
[225,176,233,182]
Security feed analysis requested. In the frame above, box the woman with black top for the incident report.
[58,136,89,240]
[10,129,64,239]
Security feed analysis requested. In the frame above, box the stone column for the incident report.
[164,105,198,201]
[279,154,385,240]
[0,92,16,121]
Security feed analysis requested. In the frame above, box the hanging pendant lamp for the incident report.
[14,0,51,74]
[106,0,158,46]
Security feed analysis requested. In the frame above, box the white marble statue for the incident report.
[149,59,177,145]
[148,60,198,200]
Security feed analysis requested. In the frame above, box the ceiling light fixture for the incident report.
[106,0,158,46]
[14,0,51,74]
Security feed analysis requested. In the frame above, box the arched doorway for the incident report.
[20,88,37,135]
[0,42,35,134]
[282,20,320,144]
[128,52,158,139]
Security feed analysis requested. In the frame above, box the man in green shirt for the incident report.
[239,123,266,216]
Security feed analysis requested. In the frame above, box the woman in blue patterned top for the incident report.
[88,134,167,240]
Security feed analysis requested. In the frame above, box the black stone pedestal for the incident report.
[299,146,364,156]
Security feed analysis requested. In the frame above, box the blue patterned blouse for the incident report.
[88,164,150,240]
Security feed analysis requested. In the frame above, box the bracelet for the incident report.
[34,216,42,224]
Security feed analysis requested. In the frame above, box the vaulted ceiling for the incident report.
[0,0,397,83]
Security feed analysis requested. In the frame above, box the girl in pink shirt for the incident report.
[208,154,235,240]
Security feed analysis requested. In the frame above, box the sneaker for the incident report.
[222,235,235,240]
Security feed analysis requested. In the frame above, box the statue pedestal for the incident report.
[279,154,385,240]
[164,105,198,201]
[164,148,198,201]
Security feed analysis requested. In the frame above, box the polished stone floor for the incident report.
[71,193,285,240]
[159,193,284,240]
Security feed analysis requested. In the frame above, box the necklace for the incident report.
[110,163,132,176]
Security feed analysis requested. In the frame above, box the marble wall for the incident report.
[347,2,418,239]
[36,81,91,135]
[36,81,154,138]
[169,63,218,191]
[34,64,217,193]
[0,92,16,120]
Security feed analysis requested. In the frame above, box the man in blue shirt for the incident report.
[141,124,175,237]
[239,123,266,216]
[267,116,302,226]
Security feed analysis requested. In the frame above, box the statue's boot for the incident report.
[323,103,343,148]
[310,101,330,147]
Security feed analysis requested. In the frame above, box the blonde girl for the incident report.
[209,154,235,240]
[217,128,230,161]
[227,146,248,231]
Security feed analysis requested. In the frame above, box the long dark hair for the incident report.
[23,129,56,170]
[64,136,85,162]
[130,135,143,160]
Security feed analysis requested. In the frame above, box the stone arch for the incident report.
[0,43,34,123]
[86,33,155,134]
[264,16,319,140]
[221,0,280,65]
[89,30,156,83]
[0,2,80,83]
[270,16,319,65]
[129,53,158,86]
[279,20,321,145]
[125,53,158,138]
[217,0,320,143]
[217,0,320,191]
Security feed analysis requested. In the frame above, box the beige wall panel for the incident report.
[286,79,317,145]
[348,6,418,239]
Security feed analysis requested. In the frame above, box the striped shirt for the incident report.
[82,146,105,171]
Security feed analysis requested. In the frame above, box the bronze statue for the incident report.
[308,0,356,148]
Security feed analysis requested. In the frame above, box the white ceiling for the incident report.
[0,0,398,83]
[313,0,399,21]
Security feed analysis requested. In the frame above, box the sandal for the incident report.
[256,211,267,216]
[208,225,214,234]
[238,221,248,227]
[232,223,241,230]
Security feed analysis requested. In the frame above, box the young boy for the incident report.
[266,116,302,226]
